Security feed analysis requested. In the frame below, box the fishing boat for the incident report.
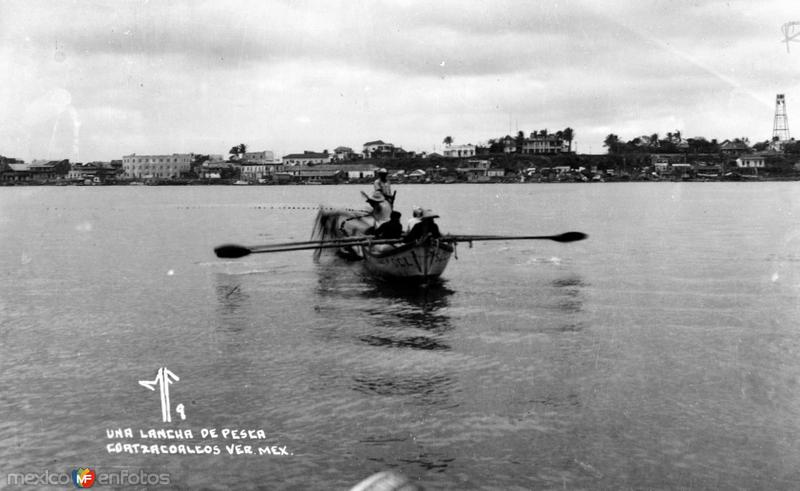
[360,239,454,282]
[213,189,587,284]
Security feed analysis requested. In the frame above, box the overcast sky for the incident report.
[1,0,798,162]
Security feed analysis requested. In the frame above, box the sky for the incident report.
[1,0,799,162]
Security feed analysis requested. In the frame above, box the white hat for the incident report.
[421,209,439,219]
[377,168,388,174]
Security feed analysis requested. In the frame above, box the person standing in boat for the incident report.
[374,211,403,239]
[404,209,441,243]
[373,168,394,206]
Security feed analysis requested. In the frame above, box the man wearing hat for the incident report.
[373,168,394,205]
[404,209,441,244]
[361,189,392,229]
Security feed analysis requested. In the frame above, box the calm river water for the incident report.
[1,183,800,489]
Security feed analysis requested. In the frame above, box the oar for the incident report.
[441,231,587,243]
[215,237,404,258]
[245,235,377,249]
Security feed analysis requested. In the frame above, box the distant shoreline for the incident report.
[3,177,799,187]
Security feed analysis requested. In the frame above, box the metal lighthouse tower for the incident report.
[773,94,790,142]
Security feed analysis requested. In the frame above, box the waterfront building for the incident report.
[651,154,686,174]
[285,164,343,184]
[122,153,192,179]
[28,160,71,181]
[456,159,491,181]
[282,151,332,166]
[735,156,765,168]
[68,162,120,183]
[240,162,285,181]
[339,163,378,180]
[0,160,30,182]
[487,168,506,178]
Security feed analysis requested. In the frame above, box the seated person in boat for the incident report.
[404,209,441,243]
[406,206,423,232]
[374,211,403,239]
[361,190,392,235]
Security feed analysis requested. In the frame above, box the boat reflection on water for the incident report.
[314,259,456,349]
[314,259,460,412]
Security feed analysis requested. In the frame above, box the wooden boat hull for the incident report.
[361,240,453,281]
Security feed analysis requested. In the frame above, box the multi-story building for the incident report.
[240,162,284,181]
[68,162,120,183]
[282,151,332,166]
[522,134,568,154]
[28,160,71,181]
[122,153,192,179]
[333,146,357,161]
[362,140,394,159]
[285,164,344,184]
[443,144,476,158]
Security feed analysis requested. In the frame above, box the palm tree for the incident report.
[515,130,526,153]
[443,136,453,147]
[562,127,574,152]
[604,133,620,153]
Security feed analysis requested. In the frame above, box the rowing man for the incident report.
[404,209,441,243]
[373,168,394,205]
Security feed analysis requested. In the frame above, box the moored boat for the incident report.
[360,239,453,282]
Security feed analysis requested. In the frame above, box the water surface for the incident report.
[1,183,799,489]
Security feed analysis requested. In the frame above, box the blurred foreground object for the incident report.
[350,471,423,491]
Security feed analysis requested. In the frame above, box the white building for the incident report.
[282,151,332,166]
[122,153,192,179]
[443,144,476,158]
[522,135,568,154]
[339,164,377,180]
[736,156,765,168]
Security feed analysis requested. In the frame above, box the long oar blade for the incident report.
[215,244,253,258]
[549,231,588,242]
[442,231,588,243]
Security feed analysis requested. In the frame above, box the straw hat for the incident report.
[368,190,385,202]
[377,168,388,174]
[421,209,439,219]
